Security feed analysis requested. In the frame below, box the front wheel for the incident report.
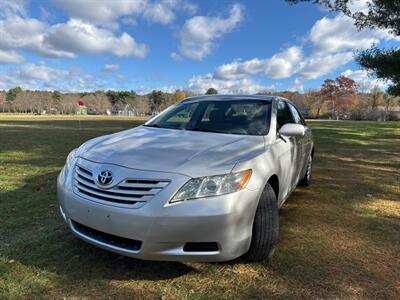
[245,183,279,262]
[298,153,313,187]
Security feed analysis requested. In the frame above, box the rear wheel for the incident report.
[245,183,279,262]
[298,153,313,187]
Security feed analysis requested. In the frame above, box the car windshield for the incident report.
[145,100,271,135]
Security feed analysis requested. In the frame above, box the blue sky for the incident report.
[0,0,398,94]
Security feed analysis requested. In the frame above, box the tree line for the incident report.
[0,89,188,115]
[0,77,399,120]
[271,76,399,121]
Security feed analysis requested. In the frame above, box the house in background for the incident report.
[376,105,400,121]
[76,100,87,115]
[111,103,139,116]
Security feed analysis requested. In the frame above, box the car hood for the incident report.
[78,126,265,178]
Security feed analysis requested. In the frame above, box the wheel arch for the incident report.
[267,174,279,201]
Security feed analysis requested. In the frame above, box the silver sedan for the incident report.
[57,95,314,262]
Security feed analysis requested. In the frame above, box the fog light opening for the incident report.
[183,242,219,252]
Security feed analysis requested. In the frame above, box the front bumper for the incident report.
[57,160,261,262]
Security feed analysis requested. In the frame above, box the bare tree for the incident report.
[0,91,6,113]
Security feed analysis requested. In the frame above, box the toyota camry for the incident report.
[57,95,314,262]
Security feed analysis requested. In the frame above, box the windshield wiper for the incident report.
[143,124,162,128]
[187,127,225,134]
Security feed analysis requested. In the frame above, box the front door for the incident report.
[287,102,309,180]
[276,100,301,199]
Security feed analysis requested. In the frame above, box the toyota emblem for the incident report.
[97,170,113,186]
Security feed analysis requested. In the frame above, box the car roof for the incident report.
[181,94,275,103]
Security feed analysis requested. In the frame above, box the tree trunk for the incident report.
[316,103,321,119]
[384,102,389,122]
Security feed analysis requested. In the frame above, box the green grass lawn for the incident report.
[0,116,399,299]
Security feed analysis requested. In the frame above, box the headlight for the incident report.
[171,169,252,203]
[65,148,77,170]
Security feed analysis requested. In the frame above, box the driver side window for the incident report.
[277,101,294,129]
[287,102,306,126]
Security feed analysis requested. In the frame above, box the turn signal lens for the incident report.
[238,169,252,190]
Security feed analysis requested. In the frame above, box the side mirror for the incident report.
[278,123,305,137]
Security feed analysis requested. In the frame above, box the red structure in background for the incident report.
[76,100,87,115]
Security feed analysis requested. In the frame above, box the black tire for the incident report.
[298,153,313,187]
[245,183,279,262]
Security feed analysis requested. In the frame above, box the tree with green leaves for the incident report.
[6,87,22,113]
[149,90,166,113]
[356,47,400,95]
[286,0,400,95]
[105,90,136,106]
[52,91,62,113]
[206,87,218,95]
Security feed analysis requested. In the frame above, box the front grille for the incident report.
[74,165,170,207]
[71,220,142,251]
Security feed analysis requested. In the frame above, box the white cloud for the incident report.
[176,0,198,15]
[143,2,175,24]
[298,13,399,79]
[133,84,185,95]
[341,69,387,91]
[52,0,197,27]
[341,69,370,81]
[183,46,351,94]
[101,64,120,72]
[299,52,354,79]
[187,73,274,94]
[18,62,69,82]
[187,46,302,94]
[347,0,370,14]
[186,10,400,92]
[0,17,149,60]
[288,78,304,93]
[121,16,137,26]
[1,0,208,62]
[170,52,181,61]
[0,17,47,53]
[175,4,244,60]
[0,62,108,92]
[262,47,303,79]
[51,0,147,27]
[0,62,67,90]
[0,49,24,63]
[0,0,27,18]
[215,46,303,80]
[143,0,197,24]
[309,14,382,55]
[43,19,148,58]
